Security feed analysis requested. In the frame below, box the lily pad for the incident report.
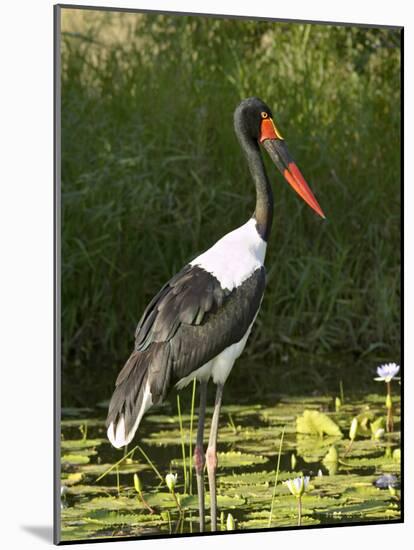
[172,451,268,469]
[147,492,243,511]
[61,438,106,450]
[61,454,91,465]
[311,474,388,501]
[78,462,149,477]
[296,434,342,463]
[62,472,84,486]
[59,392,401,539]
[222,483,280,502]
[322,446,339,475]
[180,493,245,509]
[296,410,342,437]
[219,471,274,486]
[83,510,164,527]
[142,423,282,447]
[240,513,320,529]
[61,523,108,541]
[339,455,400,471]
[66,484,118,496]
[81,496,147,512]
[282,395,334,405]
[235,437,295,456]
[217,425,283,444]
[316,499,396,518]
[339,438,391,457]
[221,404,263,417]
[217,451,268,468]
[323,446,338,464]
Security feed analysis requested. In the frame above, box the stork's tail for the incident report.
[106,350,154,448]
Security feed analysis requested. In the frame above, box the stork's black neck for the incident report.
[237,132,274,241]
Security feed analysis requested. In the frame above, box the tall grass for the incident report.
[60,10,401,405]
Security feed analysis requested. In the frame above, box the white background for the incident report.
[0,0,410,548]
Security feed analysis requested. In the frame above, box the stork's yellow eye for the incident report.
[261,112,268,119]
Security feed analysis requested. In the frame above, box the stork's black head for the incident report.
[234,97,326,219]
[234,97,275,142]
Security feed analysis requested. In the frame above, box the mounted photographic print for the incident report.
[54,4,403,544]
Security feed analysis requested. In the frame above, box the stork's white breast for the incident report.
[190,218,267,290]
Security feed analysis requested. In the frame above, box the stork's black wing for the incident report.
[107,264,265,437]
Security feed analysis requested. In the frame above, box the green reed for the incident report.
[268,426,285,527]
[60,12,401,406]
[177,394,188,493]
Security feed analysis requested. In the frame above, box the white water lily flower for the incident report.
[165,473,178,492]
[284,475,310,497]
[374,363,400,383]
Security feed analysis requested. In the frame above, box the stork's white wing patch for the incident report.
[190,219,266,290]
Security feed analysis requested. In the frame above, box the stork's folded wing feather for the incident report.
[134,264,265,383]
[107,264,265,444]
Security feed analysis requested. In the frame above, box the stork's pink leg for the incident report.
[206,383,224,531]
[194,381,207,532]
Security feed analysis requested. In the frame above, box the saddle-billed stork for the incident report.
[106,97,325,532]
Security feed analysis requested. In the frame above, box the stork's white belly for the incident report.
[175,320,255,390]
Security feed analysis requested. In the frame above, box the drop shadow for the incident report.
[21,525,53,543]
